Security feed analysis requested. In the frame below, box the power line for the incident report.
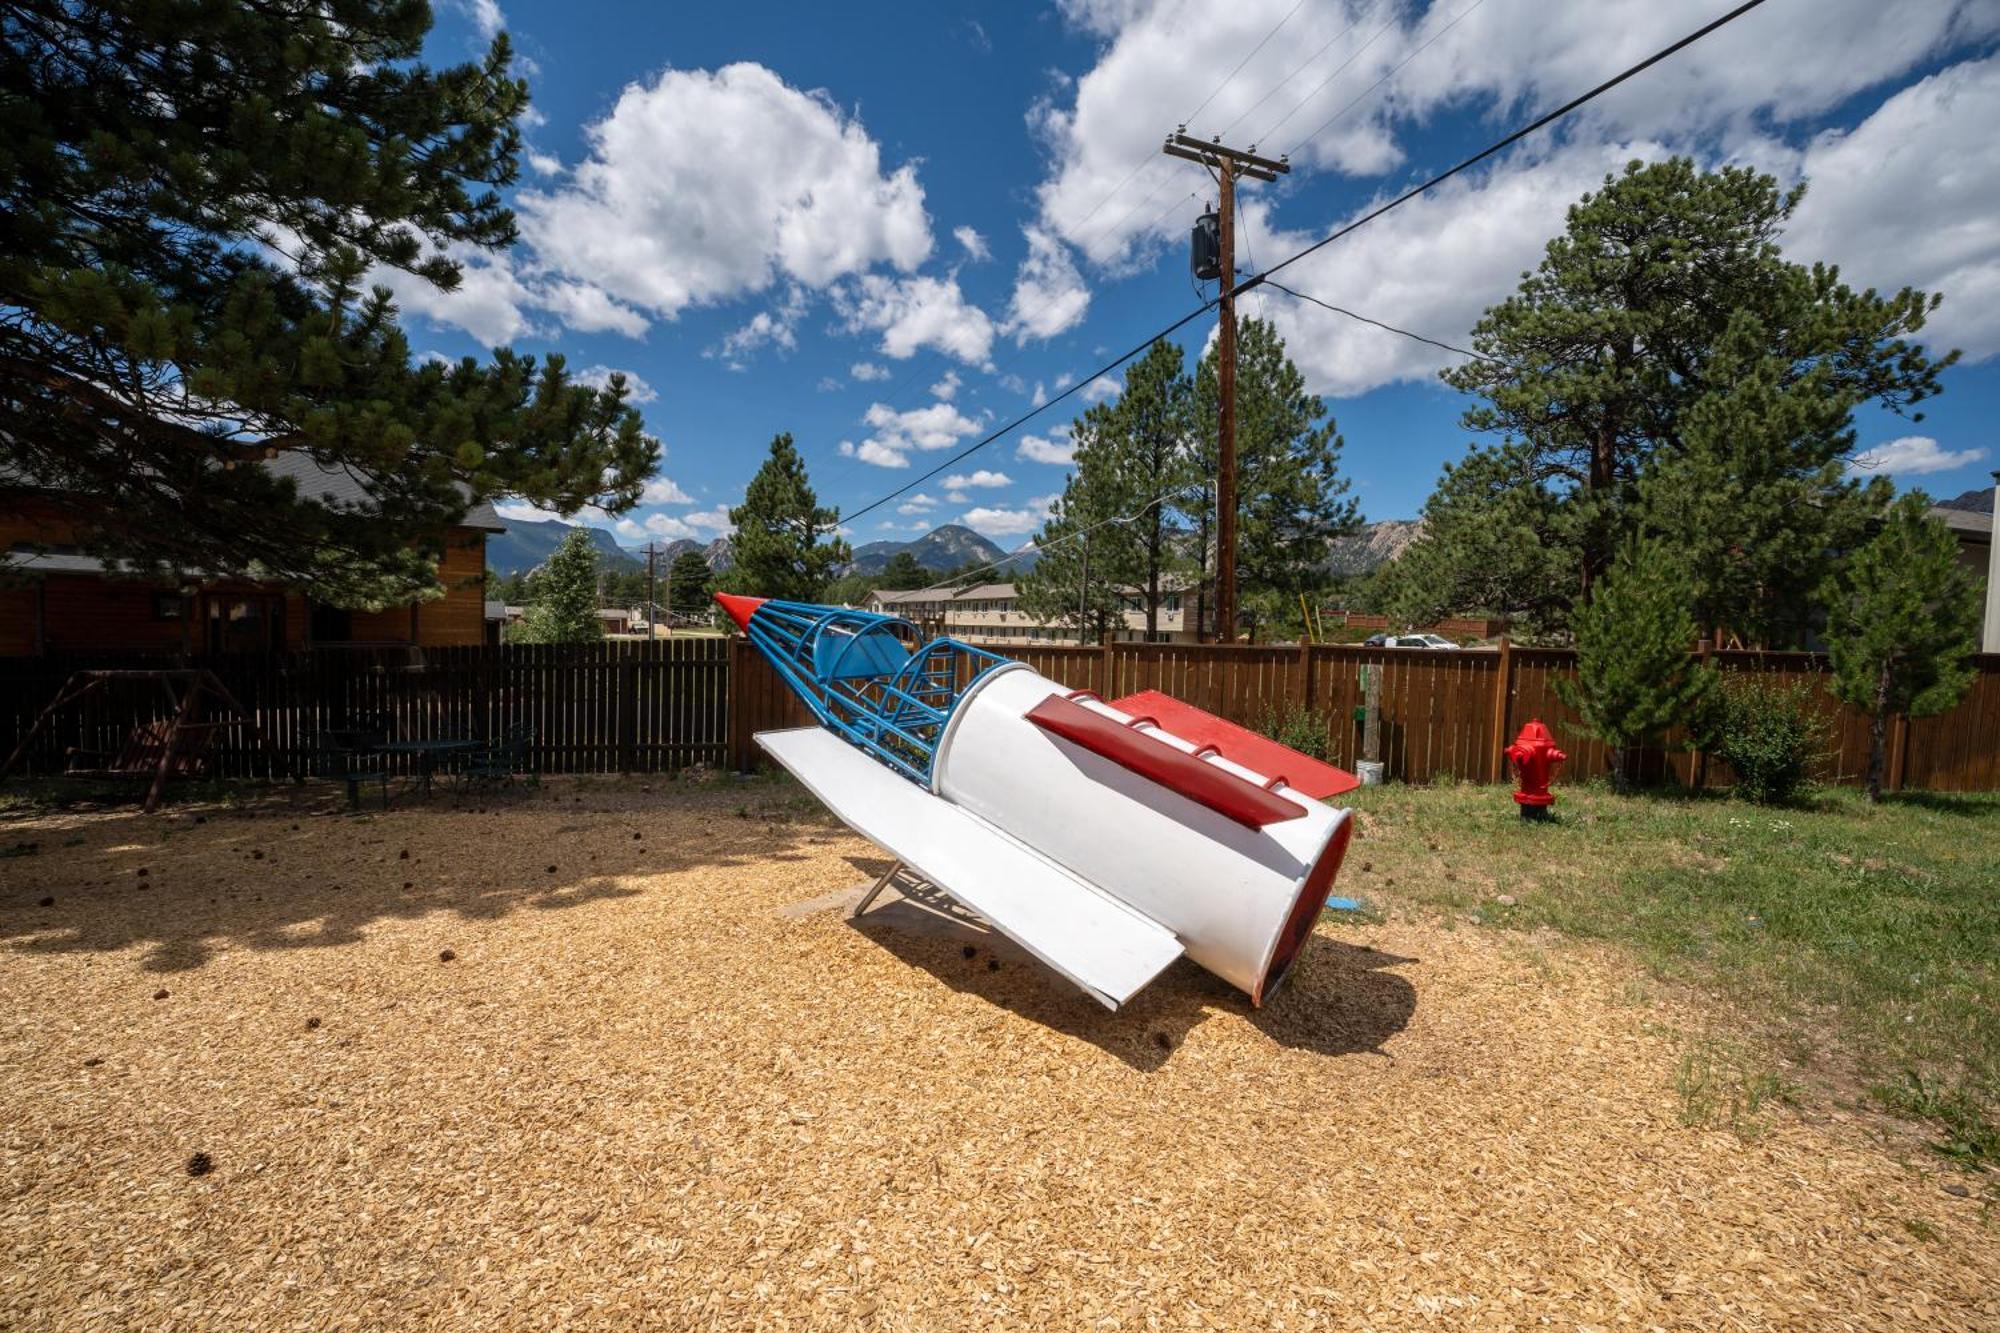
[838,0,1773,526]
[1253,3,1403,147]
[1217,12,1365,140]
[843,298,1220,524]
[1258,0,1774,286]
[1262,279,1505,365]
[1285,0,1489,158]
[1186,0,1309,130]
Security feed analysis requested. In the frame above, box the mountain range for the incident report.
[845,523,1011,577]
[488,515,1418,584]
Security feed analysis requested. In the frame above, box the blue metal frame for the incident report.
[744,599,1012,784]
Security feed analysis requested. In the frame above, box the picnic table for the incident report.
[377,738,484,798]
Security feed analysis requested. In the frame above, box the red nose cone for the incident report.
[713,592,767,633]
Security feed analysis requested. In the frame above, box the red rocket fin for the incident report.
[1025,693,1307,828]
[713,593,767,633]
[1108,690,1361,799]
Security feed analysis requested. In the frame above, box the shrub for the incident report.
[1255,700,1331,762]
[1714,678,1824,804]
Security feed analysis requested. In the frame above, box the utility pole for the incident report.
[1162,129,1288,644]
[645,544,658,635]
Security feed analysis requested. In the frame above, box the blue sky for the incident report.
[390,0,2000,550]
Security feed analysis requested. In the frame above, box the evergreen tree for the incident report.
[1820,495,1981,802]
[1636,313,1892,646]
[1192,317,1359,639]
[1400,158,1953,635]
[723,434,848,601]
[879,550,935,589]
[1374,449,1572,640]
[0,2,657,605]
[1555,539,1714,792]
[1016,407,1135,642]
[666,551,713,619]
[1105,340,1196,638]
[511,529,603,644]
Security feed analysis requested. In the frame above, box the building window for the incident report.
[152,593,184,621]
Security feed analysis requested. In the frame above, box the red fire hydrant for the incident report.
[1504,719,1566,821]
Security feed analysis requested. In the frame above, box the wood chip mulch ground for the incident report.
[1,779,1993,1330]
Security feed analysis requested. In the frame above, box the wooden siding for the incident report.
[0,496,486,653]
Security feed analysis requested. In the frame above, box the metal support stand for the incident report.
[849,860,935,919]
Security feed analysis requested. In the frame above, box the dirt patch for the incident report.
[1,779,1993,1328]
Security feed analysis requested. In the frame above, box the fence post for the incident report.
[618,652,638,773]
[1489,636,1513,783]
[1100,632,1114,697]
[1888,712,1910,792]
[727,637,754,773]
[1690,638,1713,791]
[1296,640,1313,712]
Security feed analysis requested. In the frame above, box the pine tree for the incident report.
[0,3,657,605]
[512,530,603,644]
[1555,539,1714,792]
[666,551,713,619]
[1820,495,1981,802]
[879,551,935,589]
[1402,158,1954,634]
[1103,339,1196,638]
[1192,317,1359,639]
[723,434,848,602]
[1016,407,1132,643]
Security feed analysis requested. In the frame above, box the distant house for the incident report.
[0,453,501,657]
[865,581,1198,644]
[598,607,638,635]
[1931,475,1998,653]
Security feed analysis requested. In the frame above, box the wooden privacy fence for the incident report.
[736,640,2000,793]
[1,639,732,780]
[5,639,1997,792]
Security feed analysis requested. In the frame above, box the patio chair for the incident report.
[457,724,537,796]
[311,730,390,809]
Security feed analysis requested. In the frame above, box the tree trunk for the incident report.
[1610,744,1633,796]
[1864,665,1891,803]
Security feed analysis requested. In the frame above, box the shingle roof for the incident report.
[263,452,504,531]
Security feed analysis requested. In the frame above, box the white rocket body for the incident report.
[759,657,1354,1009]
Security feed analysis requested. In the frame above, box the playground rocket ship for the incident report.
[718,593,1360,1010]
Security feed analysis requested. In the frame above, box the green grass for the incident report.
[1344,780,2000,1165]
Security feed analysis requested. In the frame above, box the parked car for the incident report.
[1363,632,1462,650]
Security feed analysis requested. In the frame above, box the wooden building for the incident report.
[0,454,503,657]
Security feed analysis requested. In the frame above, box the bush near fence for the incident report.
[4,640,1995,793]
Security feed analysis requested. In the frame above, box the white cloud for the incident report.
[573,365,659,403]
[372,243,538,346]
[1785,56,2000,360]
[942,470,1011,490]
[447,0,505,39]
[1016,427,1077,466]
[1849,435,1988,476]
[640,475,694,505]
[537,280,649,338]
[494,500,565,524]
[1003,226,1091,342]
[817,375,842,392]
[961,494,1058,538]
[837,439,910,468]
[836,273,997,364]
[1081,374,1122,403]
[518,63,932,322]
[898,493,939,513]
[954,226,992,262]
[1030,381,1049,408]
[1251,140,1660,397]
[526,151,563,177]
[1024,0,2000,353]
[717,286,809,364]
[929,370,962,400]
[850,361,890,381]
